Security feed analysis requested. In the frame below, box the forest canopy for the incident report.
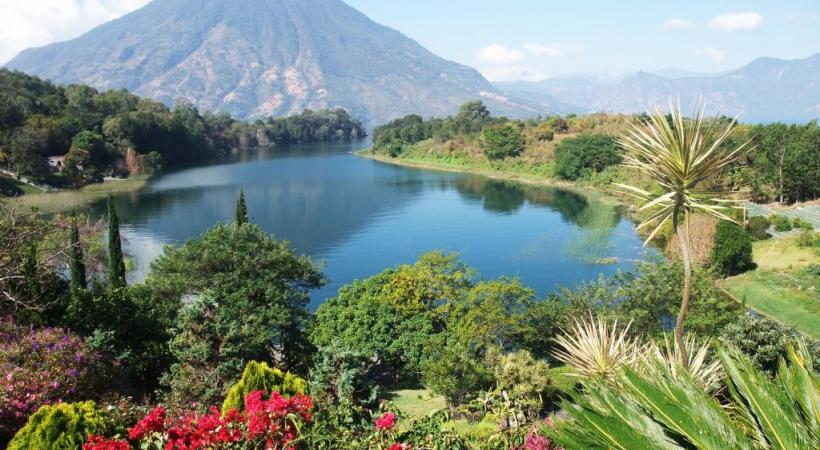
[0,69,366,187]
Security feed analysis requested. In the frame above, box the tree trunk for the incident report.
[673,208,692,369]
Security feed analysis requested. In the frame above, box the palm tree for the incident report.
[616,100,749,367]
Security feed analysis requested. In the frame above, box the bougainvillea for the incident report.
[86,390,313,450]
[0,317,117,440]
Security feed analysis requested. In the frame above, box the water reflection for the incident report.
[91,141,651,307]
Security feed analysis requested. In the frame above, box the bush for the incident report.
[792,217,814,231]
[222,361,307,415]
[554,134,621,180]
[710,221,755,276]
[481,122,525,160]
[797,229,817,248]
[421,340,493,407]
[86,391,313,450]
[0,318,118,440]
[8,401,106,450]
[770,214,793,232]
[719,315,794,375]
[746,216,771,240]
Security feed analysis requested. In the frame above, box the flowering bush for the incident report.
[85,390,313,450]
[374,412,397,430]
[0,317,118,440]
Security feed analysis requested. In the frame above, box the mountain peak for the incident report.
[6,0,535,126]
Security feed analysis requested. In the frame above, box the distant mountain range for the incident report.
[4,0,540,127]
[496,53,820,123]
[4,0,818,125]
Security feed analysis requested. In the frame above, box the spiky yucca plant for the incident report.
[552,316,643,382]
[644,334,723,394]
[617,100,750,367]
[554,343,819,450]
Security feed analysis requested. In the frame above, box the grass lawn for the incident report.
[719,236,820,339]
[8,176,149,212]
[0,174,44,196]
[386,389,447,421]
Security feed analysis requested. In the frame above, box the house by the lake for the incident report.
[47,155,67,169]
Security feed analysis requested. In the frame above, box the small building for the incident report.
[47,155,66,169]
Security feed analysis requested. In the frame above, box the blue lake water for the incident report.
[99,140,653,308]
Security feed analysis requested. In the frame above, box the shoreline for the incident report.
[356,149,627,207]
[6,175,150,213]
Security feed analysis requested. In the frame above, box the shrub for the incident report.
[797,229,817,248]
[792,217,814,231]
[710,221,755,277]
[554,134,621,180]
[0,318,118,440]
[481,122,525,160]
[533,124,555,142]
[8,401,106,450]
[770,214,793,232]
[746,215,771,240]
[421,340,494,407]
[719,315,794,375]
[545,117,569,133]
[222,361,307,415]
[87,391,313,450]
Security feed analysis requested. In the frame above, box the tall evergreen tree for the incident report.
[235,188,249,226]
[68,215,86,291]
[107,197,126,289]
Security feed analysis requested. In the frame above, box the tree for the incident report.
[554,134,621,180]
[68,215,86,291]
[453,101,491,134]
[236,188,249,226]
[617,100,749,368]
[106,197,126,290]
[710,221,754,276]
[149,223,324,401]
[480,122,525,160]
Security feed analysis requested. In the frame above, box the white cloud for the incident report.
[0,0,151,64]
[709,12,764,31]
[476,45,524,64]
[694,47,725,64]
[522,43,579,58]
[479,65,549,82]
[660,18,693,31]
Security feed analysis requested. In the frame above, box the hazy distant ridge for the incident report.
[496,53,820,123]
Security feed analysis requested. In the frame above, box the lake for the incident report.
[96,140,653,308]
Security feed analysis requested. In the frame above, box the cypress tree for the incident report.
[235,188,249,226]
[107,197,126,289]
[68,215,86,291]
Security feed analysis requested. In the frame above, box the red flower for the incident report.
[375,412,397,430]
[128,406,165,440]
[389,444,411,450]
[83,435,130,450]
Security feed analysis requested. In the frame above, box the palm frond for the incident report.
[617,99,751,246]
[552,315,643,382]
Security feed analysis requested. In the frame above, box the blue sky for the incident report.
[1,0,818,80]
[345,0,820,80]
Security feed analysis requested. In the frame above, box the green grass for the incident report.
[386,389,447,420]
[8,176,149,212]
[719,236,820,339]
[0,174,44,196]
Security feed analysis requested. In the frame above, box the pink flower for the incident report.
[375,412,397,430]
[389,444,411,450]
